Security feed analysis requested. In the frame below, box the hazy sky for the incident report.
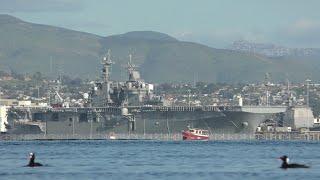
[1,0,320,48]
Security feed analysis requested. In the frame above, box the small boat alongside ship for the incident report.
[108,132,117,140]
[182,127,209,140]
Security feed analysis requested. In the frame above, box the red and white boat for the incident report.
[182,128,209,140]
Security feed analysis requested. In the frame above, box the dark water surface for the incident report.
[1,140,320,180]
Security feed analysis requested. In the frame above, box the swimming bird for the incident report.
[279,155,309,169]
[27,153,43,167]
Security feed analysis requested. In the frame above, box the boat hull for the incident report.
[182,131,209,140]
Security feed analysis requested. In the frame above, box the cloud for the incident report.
[175,19,320,49]
[291,19,320,31]
[172,28,268,49]
[275,19,320,47]
[172,29,240,48]
[174,31,193,38]
[0,0,84,13]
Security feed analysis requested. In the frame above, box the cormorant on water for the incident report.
[27,153,43,167]
[279,155,309,169]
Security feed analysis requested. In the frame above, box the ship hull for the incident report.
[9,110,275,135]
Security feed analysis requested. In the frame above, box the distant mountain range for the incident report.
[230,40,320,58]
[0,14,320,83]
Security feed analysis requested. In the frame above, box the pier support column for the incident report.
[43,113,53,135]
[127,115,136,133]
[71,115,79,136]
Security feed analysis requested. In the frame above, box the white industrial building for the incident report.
[283,107,314,129]
[0,106,8,133]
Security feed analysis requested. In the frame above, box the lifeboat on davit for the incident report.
[182,128,209,140]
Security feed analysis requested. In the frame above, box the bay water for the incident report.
[0,140,319,180]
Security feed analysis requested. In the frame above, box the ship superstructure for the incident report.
[91,51,158,107]
[91,50,114,106]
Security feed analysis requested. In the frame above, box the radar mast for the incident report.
[127,54,140,81]
[102,49,113,83]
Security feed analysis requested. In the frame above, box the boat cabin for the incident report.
[189,128,209,136]
[182,127,209,140]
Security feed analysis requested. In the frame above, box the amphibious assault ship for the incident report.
[1,51,315,135]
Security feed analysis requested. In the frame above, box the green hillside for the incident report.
[0,14,102,78]
[0,14,319,83]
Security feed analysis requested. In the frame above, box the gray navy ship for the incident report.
[0,51,315,136]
